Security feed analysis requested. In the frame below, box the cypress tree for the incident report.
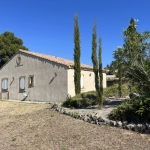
[91,23,103,109]
[74,14,81,95]
[98,37,103,109]
[91,23,99,93]
[113,47,124,97]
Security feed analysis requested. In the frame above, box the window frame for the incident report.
[28,75,34,87]
[1,78,8,92]
[19,76,25,92]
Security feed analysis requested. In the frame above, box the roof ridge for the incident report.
[19,49,93,70]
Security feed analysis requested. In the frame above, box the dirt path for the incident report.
[0,100,150,150]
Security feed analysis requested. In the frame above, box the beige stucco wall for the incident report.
[0,52,68,102]
[67,69,107,97]
[103,73,107,88]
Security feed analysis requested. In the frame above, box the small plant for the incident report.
[51,114,54,117]
[35,134,39,137]
[6,124,10,127]
[12,137,16,141]
[62,148,67,150]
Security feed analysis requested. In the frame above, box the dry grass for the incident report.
[0,100,150,150]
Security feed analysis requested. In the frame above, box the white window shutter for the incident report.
[80,74,84,88]
[20,78,25,89]
[2,79,8,89]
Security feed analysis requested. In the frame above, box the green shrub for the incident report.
[62,84,131,109]
[109,97,150,123]
[62,93,98,109]
[103,84,130,98]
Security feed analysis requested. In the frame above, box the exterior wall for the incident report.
[0,52,68,102]
[67,69,107,97]
[103,73,107,88]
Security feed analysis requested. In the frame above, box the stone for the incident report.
[122,121,128,128]
[80,115,84,120]
[144,129,150,134]
[87,114,92,118]
[116,121,122,127]
[145,123,150,130]
[134,125,139,132]
[109,120,116,126]
[137,124,146,133]
[129,93,140,99]
[104,105,110,108]
[51,103,58,109]
[84,115,89,122]
[126,123,135,130]
[98,117,105,122]
[92,116,98,121]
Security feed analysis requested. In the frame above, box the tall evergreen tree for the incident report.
[74,14,81,95]
[91,23,99,93]
[91,23,103,109]
[123,18,141,66]
[123,18,150,93]
[123,18,150,67]
[98,37,103,108]
[113,47,124,97]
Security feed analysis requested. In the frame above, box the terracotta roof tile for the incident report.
[19,49,93,70]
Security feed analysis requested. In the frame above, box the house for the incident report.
[0,50,106,102]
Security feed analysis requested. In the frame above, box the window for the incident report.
[80,74,84,88]
[2,78,8,92]
[19,76,25,92]
[28,75,34,87]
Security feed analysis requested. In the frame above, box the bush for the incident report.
[62,84,131,109]
[103,84,130,98]
[62,93,98,109]
[109,97,150,123]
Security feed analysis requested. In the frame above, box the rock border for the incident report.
[51,103,150,135]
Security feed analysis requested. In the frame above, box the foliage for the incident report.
[108,18,150,124]
[123,18,150,67]
[123,18,150,98]
[62,93,97,109]
[12,137,16,141]
[91,23,99,92]
[105,61,117,75]
[62,84,130,109]
[103,84,130,98]
[127,63,150,98]
[0,31,28,67]
[73,14,81,95]
[123,18,141,66]
[110,97,150,123]
[98,37,103,108]
[91,23,103,109]
[113,47,124,97]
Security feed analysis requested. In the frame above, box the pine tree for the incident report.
[74,14,81,95]
[0,31,28,67]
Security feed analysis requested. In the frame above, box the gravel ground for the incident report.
[0,100,150,150]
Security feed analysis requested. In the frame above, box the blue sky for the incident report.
[0,0,150,67]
